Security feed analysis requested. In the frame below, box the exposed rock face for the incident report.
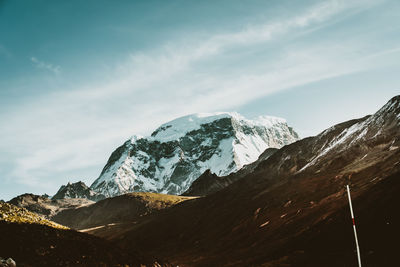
[8,193,94,219]
[52,181,105,202]
[183,147,278,196]
[91,112,299,197]
[9,194,53,217]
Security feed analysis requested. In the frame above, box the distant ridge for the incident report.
[53,181,105,201]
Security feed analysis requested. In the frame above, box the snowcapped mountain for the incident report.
[90,112,299,197]
[52,181,105,201]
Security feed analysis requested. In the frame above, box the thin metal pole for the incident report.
[346,185,362,267]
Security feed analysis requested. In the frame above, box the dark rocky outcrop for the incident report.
[52,181,105,202]
[0,257,16,267]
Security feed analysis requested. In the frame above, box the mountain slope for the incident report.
[0,202,168,266]
[96,96,400,266]
[91,112,298,197]
[183,147,278,196]
[0,202,67,229]
[0,221,165,267]
[52,192,196,230]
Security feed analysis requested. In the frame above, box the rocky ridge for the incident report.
[9,193,94,219]
[53,181,105,201]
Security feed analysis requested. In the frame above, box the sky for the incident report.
[0,0,399,200]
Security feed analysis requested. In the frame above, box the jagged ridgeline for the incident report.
[52,181,105,201]
[91,112,299,197]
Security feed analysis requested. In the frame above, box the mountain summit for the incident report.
[53,181,105,201]
[90,112,299,197]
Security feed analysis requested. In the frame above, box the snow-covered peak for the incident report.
[91,112,299,197]
[150,112,288,143]
[150,112,236,142]
[247,115,287,127]
[130,134,143,144]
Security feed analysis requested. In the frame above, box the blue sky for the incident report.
[0,0,399,200]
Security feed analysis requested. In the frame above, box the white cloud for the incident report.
[63,0,376,99]
[31,56,61,74]
[0,0,391,192]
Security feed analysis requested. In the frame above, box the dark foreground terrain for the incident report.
[284,170,400,267]
[89,170,399,267]
[0,203,167,267]
[0,221,144,267]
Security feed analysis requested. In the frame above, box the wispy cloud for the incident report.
[31,56,61,74]
[184,0,376,57]
[0,0,393,194]
[70,0,380,99]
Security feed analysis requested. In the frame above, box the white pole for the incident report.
[346,185,362,267]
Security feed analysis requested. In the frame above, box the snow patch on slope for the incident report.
[298,121,367,173]
[200,137,235,176]
[298,97,400,173]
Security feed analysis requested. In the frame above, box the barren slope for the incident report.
[53,192,196,230]
[8,194,94,219]
[0,202,167,266]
